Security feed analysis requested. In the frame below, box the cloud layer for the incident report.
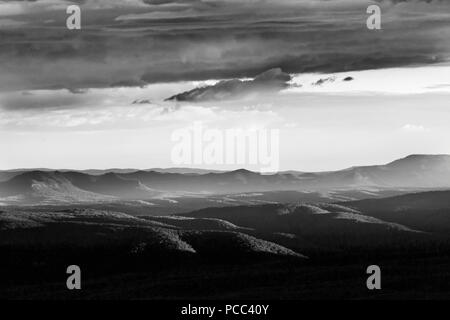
[0,0,449,93]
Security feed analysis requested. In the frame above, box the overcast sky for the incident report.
[1,0,450,171]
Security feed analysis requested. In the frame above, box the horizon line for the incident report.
[1,154,449,175]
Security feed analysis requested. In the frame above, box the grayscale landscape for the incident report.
[1,0,450,300]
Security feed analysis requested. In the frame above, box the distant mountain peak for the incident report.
[231,168,255,174]
[388,154,450,166]
[403,154,449,160]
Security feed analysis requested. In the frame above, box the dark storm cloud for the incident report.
[110,79,148,88]
[166,68,291,102]
[0,0,449,94]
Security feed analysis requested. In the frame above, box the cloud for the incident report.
[165,68,291,102]
[110,79,148,88]
[285,64,450,95]
[0,90,90,110]
[0,0,449,93]
[402,124,428,132]
[0,18,27,28]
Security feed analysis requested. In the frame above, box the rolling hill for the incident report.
[2,187,450,299]
[0,208,306,260]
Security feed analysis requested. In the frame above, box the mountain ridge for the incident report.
[1,154,450,204]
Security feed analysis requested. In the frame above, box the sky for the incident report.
[1,0,450,172]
